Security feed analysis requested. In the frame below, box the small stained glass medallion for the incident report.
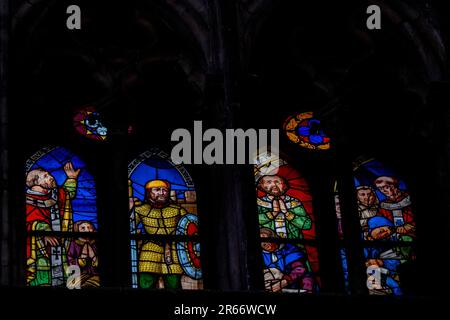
[73,106,108,141]
[283,112,330,150]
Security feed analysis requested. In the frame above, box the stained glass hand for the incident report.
[44,236,59,247]
[64,162,81,179]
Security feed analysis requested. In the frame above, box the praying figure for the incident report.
[257,175,311,239]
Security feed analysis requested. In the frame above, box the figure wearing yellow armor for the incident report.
[131,179,187,289]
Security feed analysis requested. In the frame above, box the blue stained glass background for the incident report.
[130,158,193,201]
[29,147,98,229]
[297,119,326,145]
[340,248,351,294]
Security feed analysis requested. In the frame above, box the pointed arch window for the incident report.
[25,146,99,288]
[128,149,202,289]
[254,153,320,293]
[353,158,416,295]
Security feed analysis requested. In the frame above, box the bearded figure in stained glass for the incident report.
[257,175,311,239]
[130,179,187,289]
[26,162,80,286]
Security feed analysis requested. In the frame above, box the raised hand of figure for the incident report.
[64,162,81,179]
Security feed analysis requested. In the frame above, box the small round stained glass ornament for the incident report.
[283,112,330,150]
[73,106,108,141]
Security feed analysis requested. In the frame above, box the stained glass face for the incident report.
[25,146,99,288]
[283,112,330,150]
[255,153,320,293]
[129,149,202,289]
[354,158,416,295]
[73,106,108,141]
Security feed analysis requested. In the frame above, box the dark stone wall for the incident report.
[1,0,449,314]
[0,0,10,285]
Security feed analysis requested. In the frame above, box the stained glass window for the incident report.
[283,112,331,150]
[353,158,416,295]
[255,152,320,293]
[128,149,202,289]
[25,146,99,288]
[73,106,108,141]
[334,186,350,294]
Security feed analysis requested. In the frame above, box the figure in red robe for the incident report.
[374,176,415,239]
[26,162,80,286]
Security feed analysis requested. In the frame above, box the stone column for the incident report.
[0,0,10,285]
[200,0,252,291]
